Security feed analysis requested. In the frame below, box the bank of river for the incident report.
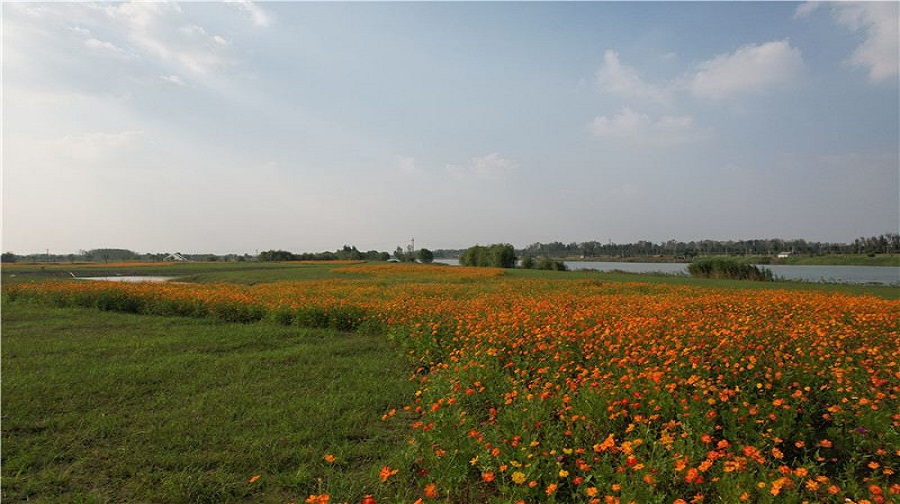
[434,259,899,286]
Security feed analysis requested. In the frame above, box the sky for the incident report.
[2,1,898,255]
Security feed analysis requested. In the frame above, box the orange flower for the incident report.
[423,483,438,499]
[481,472,495,483]
[361,495,376,504]
[323,454,336,464]
[379,466,398,482]
[248,474,261,484]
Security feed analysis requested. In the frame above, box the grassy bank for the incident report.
[2,302,416,503]
[767,254,900,267]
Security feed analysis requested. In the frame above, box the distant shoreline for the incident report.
[561,254,900,267]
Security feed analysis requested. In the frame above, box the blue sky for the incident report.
[3,1,898,254]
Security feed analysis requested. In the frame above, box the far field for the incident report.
[2,261,898,503]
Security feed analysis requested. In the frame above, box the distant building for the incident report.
[777,251,793,259]
[164,252,189,262]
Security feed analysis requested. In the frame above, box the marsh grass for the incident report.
[2,302,416,503]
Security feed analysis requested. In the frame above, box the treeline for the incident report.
[522,234,900,258]
[0,248,255,263]
[259,245,436,263]
[259,246,391,262]
[0,244,433,264]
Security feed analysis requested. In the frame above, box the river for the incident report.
[434,259,899,285]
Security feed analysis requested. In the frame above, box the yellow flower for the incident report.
[511,471,527,484]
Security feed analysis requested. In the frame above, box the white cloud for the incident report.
[160,75,186,86]
[54,130,145,159]
[446,153,519,179]
[68,25,92,36]
[596,50,671,103]
[690,40,804,100]
[398,156,419,175]
[591,107,649,138]
[831,3,899,83]
[228,0,272,28]
[94,2,235,76]
[590,107,706,146]
[83,37,134,60]
[793,2,821,19]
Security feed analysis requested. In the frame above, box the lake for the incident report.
[434,259,899,285]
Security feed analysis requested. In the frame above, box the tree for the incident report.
[1,252,17,263]
[336,245,363,261]
[418,248,434,264]
[460,244,516,268]
[86,248,138,262]
[258,250,296,261]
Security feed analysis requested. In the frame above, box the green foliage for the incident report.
[2,251,17,263]
[258,249,296,261]
[417,248,434,264]
[394,247,416,262]
[688,257,774,281]
[520,256,568,271]
[459,243,516,268]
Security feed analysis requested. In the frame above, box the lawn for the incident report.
[2,301,416,503]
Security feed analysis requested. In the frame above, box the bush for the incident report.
[519,256,568,271]
[535,256,568,271]
[688,257,774,281]
[459,244,516,268]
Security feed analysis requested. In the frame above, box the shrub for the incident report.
[459,244,516,268]
[688,257,774,281]
[535,256,568,271]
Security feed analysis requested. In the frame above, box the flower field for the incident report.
[6,264,899,503]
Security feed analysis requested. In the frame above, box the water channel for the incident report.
[435,259,899,286]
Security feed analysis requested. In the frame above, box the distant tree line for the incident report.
[521,234,900,258]
[0,248,258,263]
[5,233,897,264]
[259,245,391,262]
[258,244,434,263]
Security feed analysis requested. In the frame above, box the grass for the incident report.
[775,254,900,267]
[2,301,417,503]
[0,261,352,286]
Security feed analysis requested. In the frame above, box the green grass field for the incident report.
[2,301,416,503]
